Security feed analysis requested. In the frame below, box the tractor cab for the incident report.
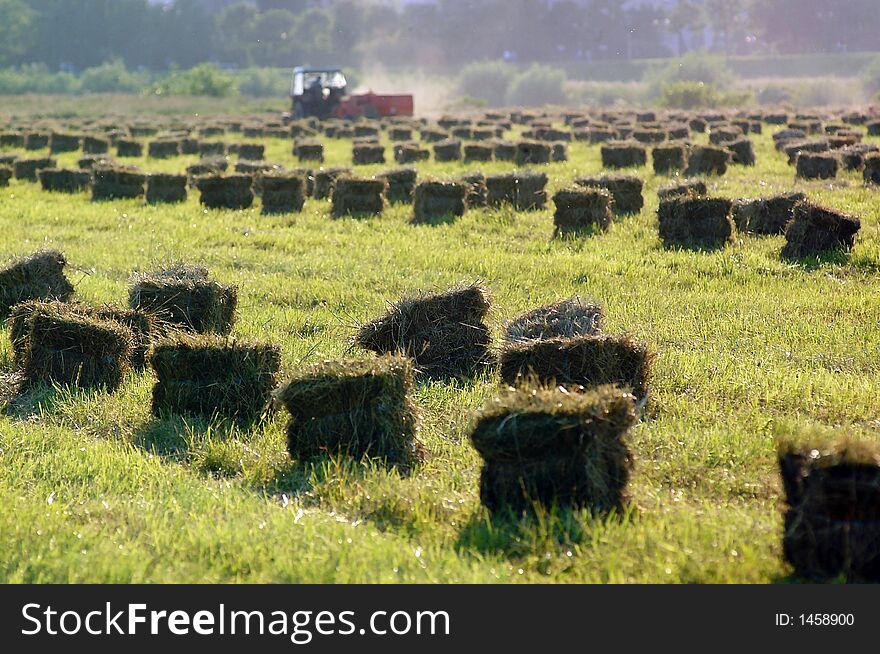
[290,67,347,120]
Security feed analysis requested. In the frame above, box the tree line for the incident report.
[0,0,878,72]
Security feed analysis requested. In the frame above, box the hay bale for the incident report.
[13,157,57,181]
[24,133,49,150]
[354,283,492,379]
[0,165,11,187]
[313,167,351,200]
[331,177,386,217]
[115,139,143,158]
[277,355,423,468]
[91,168,146,201]
[0,153,18,165]
[464,143,494,163]
[515,141,551,165]
[150,334,280,424]
[499,335,651,400]
[552,187,614,235]
[49,132,81,153]
[394,142,430,164]
[294,140,324,163]
[485,171,546,210]
[471,385,636,514]
[839,143,878,171]
[352,144,385,165]
[796,152,838,180]
[461,172,488,208]
[504,297,604,343]
[632,129,666,144]
[0,250,74,317]
[864,152,880,185]
[657,179,707,201]
[196,174,254,210]
[778,439,880,581]
[433,139,462,162]
[708,126,742,144]
[727,138,756,166]
[601,141,647,169]
[684,145,730,177]
[354,124,380,138]
[492,140,516,161]
[574,174,643,215]
[20,306,132,391]
[129,266,237,334]
[781,201,860,260]
[147,140,181,159]
[82,136,110,154]
[290,167,315,196]
[77,155,114,170]
[38,168,91,193]
[785,139,829,164]
[260,173,306,214]
[732,192,805,235]
[388,127,413,141]
[589,128,619,143]
[420,128,448,143]
[657,195,734,250]
[146,173,187,204]
[237,143,265,160]
[652,143,687,174]
[0,132,24,148]
[411,180,466,224]
[378,168,417,204]
[197,141,226,157]
[10,300,155,370]
[186,157,228,180]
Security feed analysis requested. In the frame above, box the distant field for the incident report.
[0,106,878,583]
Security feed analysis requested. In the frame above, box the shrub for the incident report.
[236,67,289,97]
[659,81,719,109]
[861,57,880,95]
[456,60,517,107]
[506,64,567,107]
[156,64,238,97]
[80,60,145,94]
[645,52,736,91]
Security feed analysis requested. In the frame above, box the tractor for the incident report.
[284,66,414,122]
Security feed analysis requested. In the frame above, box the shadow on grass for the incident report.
[0,377,63,420]
[409,213,458,227]
[782,250,880,272]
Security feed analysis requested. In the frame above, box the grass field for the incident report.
[1,108,879,583]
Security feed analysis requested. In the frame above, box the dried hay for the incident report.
[352,144,386,165]
[196,174,254,210]
[552,187,614,235]
[504,297,604,343]
[652,143,687,174]
[515,141,551,165]
[331,177,387,217]
[781,201,860,260]
[24,133,49,150]
[657,195,734,250]
[732,192,805,235]
[294,140,324,163]
[796,152,839,180]
[378,168,417,204]
[864,152,880,185]
[727,138,756,166]
[146,173,187,204]
[237,143,265,161]
[313,167,352,200]
[0,250,74,318]
[115,139,143,158]
[38,168,91,193]
[13,157,57,181]
[684,145,729,177]
[433,139,462,162]
[600,141,647,169]
[260,173,306,214]
[147,140,181,159]
[574,174,643,215]
[49,132,81,153]
[82,136,110,155]
[464,144,494,163]
[461,172,488,208]
[411,180,466,224]
[394,142,430,164]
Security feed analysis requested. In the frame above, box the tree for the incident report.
[0,0,35,66]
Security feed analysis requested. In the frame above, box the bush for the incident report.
[645,52,736,93]
[757,83,794,105]
[456,60,517,107]
[236,67,289,97]
[0,64,80,94]
[659,81,719,109]
[156,64,238,97]
[862,57,880,95]
[506,64,567,107]
[80,60,146,94]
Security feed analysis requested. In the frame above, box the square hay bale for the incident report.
[728,138,756,166]
[0,132,24,148]
[290,167,315,196]
[589,128,619,143]
[146,173,187,204]
[82,136,110,154]
[354,124,380,138]
[186,157,228,180]
[505,297,604,343]
[652,143,687,174]
[551,142,568,162]
[0,250,74,317]
[472,128,496,141]
[632,129,666,144]
[452,127,473,140]
[732,192,806,235]
[866,121,880,136]
[388,127,413,141]
[394,142,430,164]
[13,157,57,181]
[796,152,839,180]
[461,172,488,208]
[277,355,423,468]
[10,300,155,370]
[21,307,132,391]
[199,126,225,138]
[91,168,146,201]
[49,132,81,153]
[464,143,494,163]
[781,201,860,260]
[411,180,466,224]
[260,173,306,214]
[574,174,643,215]
[147,139,181,159]
[499,334,651,400]
[77,155,114,170]
[657,195,734,250]
[0,165,11,187]
[785,139,829,164]
[864,152,880,185]
[313,167,352,200]
[129,265,237,334]
[352,144,386,165]
[24,133,49,150]
[196,141,225,157]
[331,177,387,217]
[486,171,547,210]
[600,141,646,169]
[839,143,878,171]
[354,283,492,379]
[420,128,448,143]
[0,153,18,165]
[471,385,636,514]
[778,440,880,581]
[708,126,742,144]
[515,141,551,165]
[492,140,516,161]
[196,174,254,210]
[294,140,324,162]
[553,187,614,235]
[150,335,280,424]
[379,168,417,204]
[38,168,91,193]
[667,125,690,140]
[433,139,462,162]
[115,139,143,158]
[684,145,730,177]
[237,143,265,161]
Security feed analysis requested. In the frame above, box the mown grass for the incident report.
[0,109,878,583]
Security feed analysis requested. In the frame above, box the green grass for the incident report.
[1,113,879,583]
